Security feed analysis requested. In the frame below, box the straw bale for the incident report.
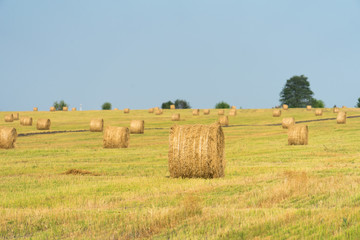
[37,119,51,130]
[172,114,180,121]
[148,108,154,113]
[103,126,129,148]
[168,122,225,178]
[50,107,56,112]
[288,125,308,145]
[273,109,281,117]
[229,109,237,116]
[337,111,346,124]
[63,107,68,111]
[283,104,288,110]
[333,107,339,113]
[90,119,104,132]
[154,107,159,111]
[72,108,76,111]
[218,109,225,115]
[306,105,312,111]
[203,109,210,115]
[231,106,236,109]
[20,117,32,126]
[130,120,144,134]
[155,109,163,115]
[124,108,130,113]
[13,113,19,120]
[219,116,229,126]
[282,117,295,129]
[114,108,119,110]
[315,109,322,116]
[33,107,38,111]
[4,114,13,122]
[192,109,200,116]
[342,106,347,108]
[170,105,175,110]
[0,127,17,149]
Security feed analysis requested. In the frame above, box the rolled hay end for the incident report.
[203,109,210,115]
[273,109,281,117]
[148,108,154,113]
[20,117,32,126]
[315,109,323,116]
[50,107,56,112]
[219,116,229,126]
[283,104,288,110]
[130,120,144,134]
[37,119,51,130]
[282,117,295,129]
[103,126,130,148]
[63,107,68,111]
[306,105,312,111]
[288,125,308,145]
[192,109,200,116]
[124,108,130,114]
[229,109,237,116]
[170,105,175,110]
[168,122,225,178]
[0,127,17,149]
[90,119,104,132]
[72,108,76,111]
[333,107,339,113]
[337,111,346,124]
[13,113,19,120]
[172,114,180,121]
[218,109,225,115]
[4,114,14,122]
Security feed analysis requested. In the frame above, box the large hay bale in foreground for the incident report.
[63,107,68,111]
[306,105,312,111]
[288,125,308,145]
[124,108,130,114]
[170,105,175,110]
[33,107,38,111]
[283,104,288,110]
[172,114,180,121]
[333,107,339,113]
[337,111,346,124]
[148,108,154,113]
[229,109,237,116]
[4,114,13,122]
[20,117,32,126]
[315,109,322,116]
[13,113,19,120]
[192,109,200,116]
[37,119,51,130]
[282,117,295,129]
[90,119,104,132]
[0,127,17,149]
[273,109,281,117]
[103,126,130,148]
[50,107,56,112]
[168,123,225,178]
[219,116,229,126]
[130,120,144,134]
[72,108,76,111]
[218,109,225,115]
[203,109,210,115]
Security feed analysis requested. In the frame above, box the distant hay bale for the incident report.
[337,111,346,124]
[170,105,175,110]
[4,114,13,122]
[333,107,339,113]
[37,119,51,130]
[148,108,154,113]
[33,107,38,111]
[124,108,130,114]
[229,109,237,116]
[315,109,322,116]
[283,104,288,110]
[50,107,56,112]
[273,109,281,117]
[306,105,312,111]
[13,113,19,120]
[63,107,68,111]
[231,106,236,109]
[130,120,144,134]
[282,117,295,129]
[342,106,347,108]
[218,109,225,115]
[154,107,159,111]
[288,125,308,145]
[155,109,163,115]
[192,109,200,116]
[0,127,17,149]
[20,117,32,126]
[203,109,210,115]
[90,119,104,132]
[219,116,229,126]
[103,126,130,148]
[172,114,180,121]
[72,108,76,111]
[168,123,225,178]
[114,108,119,110]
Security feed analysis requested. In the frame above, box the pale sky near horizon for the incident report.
[1,1,360,111]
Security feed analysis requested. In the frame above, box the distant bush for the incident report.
[215,101,230,109]
[311,98,325,108]
[102,102,112,110]
[175,99,191,109]
[356,98,360,108]
[53,100,68,111]
[161,101,174,109]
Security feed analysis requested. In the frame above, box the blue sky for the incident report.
[1,1,360,111]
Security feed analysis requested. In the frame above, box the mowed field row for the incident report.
[1,108,360,239]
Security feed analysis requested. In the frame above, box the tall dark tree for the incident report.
[161,101,174,109]
[356,98,360,108]
[53,100,68,111]
[280,75,314,108]
[174,99,191,109]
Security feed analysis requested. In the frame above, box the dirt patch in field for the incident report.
[64,169,100,176]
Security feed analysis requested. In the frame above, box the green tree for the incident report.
[174,99,191,109]
[53,100,68,111]
[356,98,360,108]
[215,101,230,109]
[311,98,325,108]
[102,102,112,110]
[279,75,314,108]
[161,101,174,109]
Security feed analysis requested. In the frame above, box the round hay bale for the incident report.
[155,109,163,115]
[20,117,32,126]
[203,109,210,115]
[219,116,229,126]
[33,107,38,111]
[63,107,68,111]
[342,106,347,108]
[50,107,56,112]
[218,109,225,115]
[337,111,346,124]
[192,109,200,116]
[4,114,14,122]
[103,126,130,148]
[273,109,281,117]
[170,105,175,110]
[130,120,144,134]
[282,117,295,129]
[148,108,154,113]
[288,125,308,145]
[37,119,51,130]
[333,107,339,113]
[231,106,236,109]
[229,109,237,116]
[283,104,288,110]
[90,119,104,132]
[114,108,119,110]
[168,122,225,178]
[124,108,130,114]
[72,108,76,111]
[172,113,180,121]
[306,105,312,111]
[13,113,19,120]
[0,127,17,149]
[315,109,322,116]
[154,107,159,111]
